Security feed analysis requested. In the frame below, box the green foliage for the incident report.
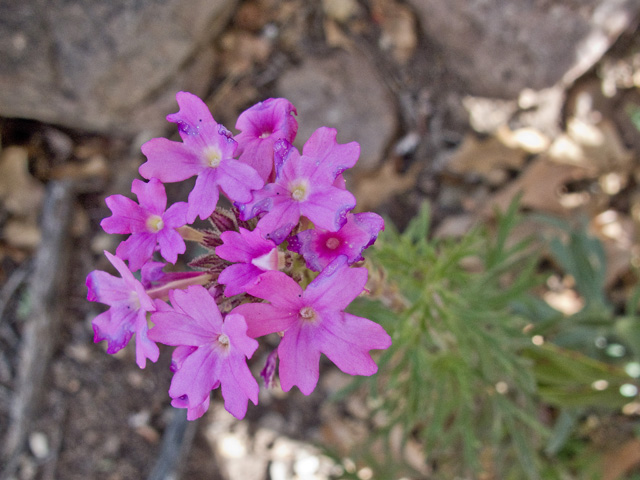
[343,204,640,479]
[347,202,546,478]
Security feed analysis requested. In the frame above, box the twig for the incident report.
[0,180,75,480]
[147,408,198,480]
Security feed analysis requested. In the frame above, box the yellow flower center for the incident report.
[146,215,164,233]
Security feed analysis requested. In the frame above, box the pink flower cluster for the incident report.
[86,92,391,420]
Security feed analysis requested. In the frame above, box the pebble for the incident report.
[28,432,49,459]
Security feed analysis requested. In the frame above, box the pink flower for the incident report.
[234,98,298,182]
[101,178,188,272]
[232,257,392,395]
[236,127,359,244]
[139,91,264,222]
[288,212,384,271]
[148,285,259,420]
[86,251,159,368]
[215,226,281,297]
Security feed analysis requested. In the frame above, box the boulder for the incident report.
[277,50,397,173]
[407,0,640,98]
[0,0,238,134]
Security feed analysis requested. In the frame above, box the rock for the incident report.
[407,0,640,98]
[277,49,397,173]
[0,0,238,134]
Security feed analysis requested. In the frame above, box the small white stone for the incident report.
[29,432,49,459]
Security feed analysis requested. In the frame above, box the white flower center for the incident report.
[289,180,309,202]
[146,215,164,233]
[217,333,230,346]
[299,306,317,322]
[204,146,222,168]
[129,291,141,310]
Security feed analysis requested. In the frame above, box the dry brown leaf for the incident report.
[551,117,634,173]
[495,125,551,154]
[591,210,636,288]
[322,0,360,23]
[219,30,272,77]
[370,0,418,64]
[3,218,41,250]
[323,18,354,50]
[0,146,45,217]
[49,155,109,181]
[447,133,528,185]
[483,155,596,216]
[602,438,640,480]
[352,160,419,211]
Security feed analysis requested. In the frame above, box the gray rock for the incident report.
[277,50,397,173]
[407,0,640,98]
[0,0,238,134]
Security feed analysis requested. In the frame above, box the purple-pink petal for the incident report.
[87,270,130,304]
[87,251,157,368]
[115,233,158,272]
[217,263,263,297]
[216,159,264,204]
[148,311,215,347]
[140,137,204,182]
[162,201,189,228]
[255,201,302,244]
[300,187,355,232]
[216,228,268,263]
[278,324,322,394]
[235,98,298,181]
[132,178,167,214]
[92,308,135,353]
[169,345,222,410]
[169,286,223,332]
[101,195,147,234]
[134,311,160,368]
[167,91,219,143]
[231,302,298,338]
[187,168,221,222]
[156,228,186,264]
[301,127,360,181]
[316,311,391,376]
[304,258,368,311]
[247,270,303,309]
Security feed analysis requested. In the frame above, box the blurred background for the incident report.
[2,0,640,478]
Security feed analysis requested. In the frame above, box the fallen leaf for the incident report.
[353,160,419,211]
[3,218,41,250]
[447,133,528,185]
[602,438,640,480]
[0,146,45,218]
[483,155,596,216]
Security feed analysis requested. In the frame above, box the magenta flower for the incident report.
[236,127,359,244]
[289,212,385,272]
[100,178,188,272]
[232,256,392,395]
[148,285,259,420]
[86,251,159,368]
[139,91,264,222]
[215,226,281,297]
[234,98,298,182]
